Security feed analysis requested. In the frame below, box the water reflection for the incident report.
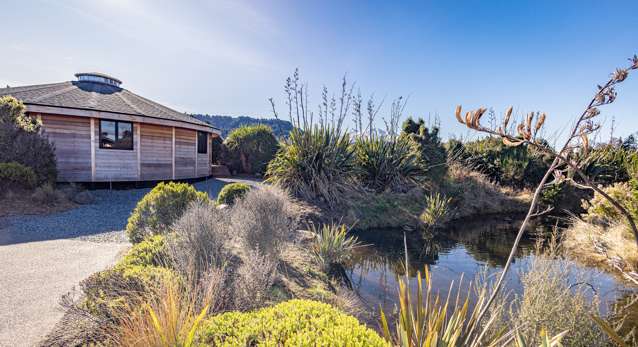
[347,218,633,318]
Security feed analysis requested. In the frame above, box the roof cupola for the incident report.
[75,72,122,87]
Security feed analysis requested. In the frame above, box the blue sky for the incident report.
[1,0,636,142]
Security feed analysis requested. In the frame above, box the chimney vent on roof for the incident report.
[75,72,122,87]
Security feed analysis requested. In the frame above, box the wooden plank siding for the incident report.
[40,114,92,181]
[174,128,197,179]
[94,123,139,181]
[196,133,211,177]
[37,113,213,182]
[140,124,173,181]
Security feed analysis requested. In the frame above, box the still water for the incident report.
[347,218,636,318]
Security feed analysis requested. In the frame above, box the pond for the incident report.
[347,217,637,321]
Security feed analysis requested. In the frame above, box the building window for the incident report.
[197,131,208,154]
[99,120,133,150]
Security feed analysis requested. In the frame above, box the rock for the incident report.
[216,203,229,210]
[72,191,95,205]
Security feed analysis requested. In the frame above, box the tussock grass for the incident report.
[563,219,638,277]
[507,237,608,346]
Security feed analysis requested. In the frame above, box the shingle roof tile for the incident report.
[0,80,214,128]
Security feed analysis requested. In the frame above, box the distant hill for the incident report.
[192,114,293,138]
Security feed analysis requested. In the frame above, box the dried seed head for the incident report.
[586,107,600,119]
[630,55,638,70]
[535,113,546,131]
[613,68,628,82]
[581,133,589,155]
[472,107,486,128]
[503,106,513,130]
[525,112,534,133]
[503,137,523,147]
[455,105,464,124]
[517,123,526,137]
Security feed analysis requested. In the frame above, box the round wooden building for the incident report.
[0,72,220,182]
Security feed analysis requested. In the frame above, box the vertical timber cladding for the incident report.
[197,132,210,177]
[94,122,138,181]
[174,128,197,179]
[140,124,173,180]
[39,114,92,182]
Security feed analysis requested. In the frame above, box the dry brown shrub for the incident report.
[229,186,300,259]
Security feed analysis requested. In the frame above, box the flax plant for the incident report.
[453,55,638,336]
[379,236,568,347]
[310,223,361,271]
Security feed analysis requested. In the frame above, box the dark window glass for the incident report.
[197,131,208,154]
[100,120,116,148]
[99,120,134,150]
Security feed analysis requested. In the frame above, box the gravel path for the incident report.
[0,177,257,346]
[0,178,242,245]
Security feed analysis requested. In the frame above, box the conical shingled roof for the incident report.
[0,74,214,129]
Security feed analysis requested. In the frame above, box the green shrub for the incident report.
[126,182,209,243]
[458,137,550,189]
[224,124,279,175]
[0,162,37,189]
[196,299,386,346]
[210,135,225,165]
[0,95,41,132]
[119,235,168,268]
[81,264,176,320]
[401,118,448,182]
[580,145,638,186]
[216,182,251,205]
[0,97,57,184]
[266,126,354,206]
[352,134,425,192]
[584,181,638,224]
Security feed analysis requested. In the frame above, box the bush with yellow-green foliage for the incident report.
[196,299,387,346]
[216,182,251,205]
[0,162,37,190]
[80,235,176,321]
[119,234,168,268]
[126,182,209,243]
[584,180,638,224]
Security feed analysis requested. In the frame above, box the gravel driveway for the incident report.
[0,177,256,346]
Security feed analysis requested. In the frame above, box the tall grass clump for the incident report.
[310,223,361,272]
[380,265,510,346]
[353,134,425,192]
[419,192,452,229]
[117,269,224,347]
[507,238,607,346]
[266,125,355,206]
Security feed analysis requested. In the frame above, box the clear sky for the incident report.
[1,0,637,142]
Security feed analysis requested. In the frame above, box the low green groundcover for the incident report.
[197,299,387,346]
